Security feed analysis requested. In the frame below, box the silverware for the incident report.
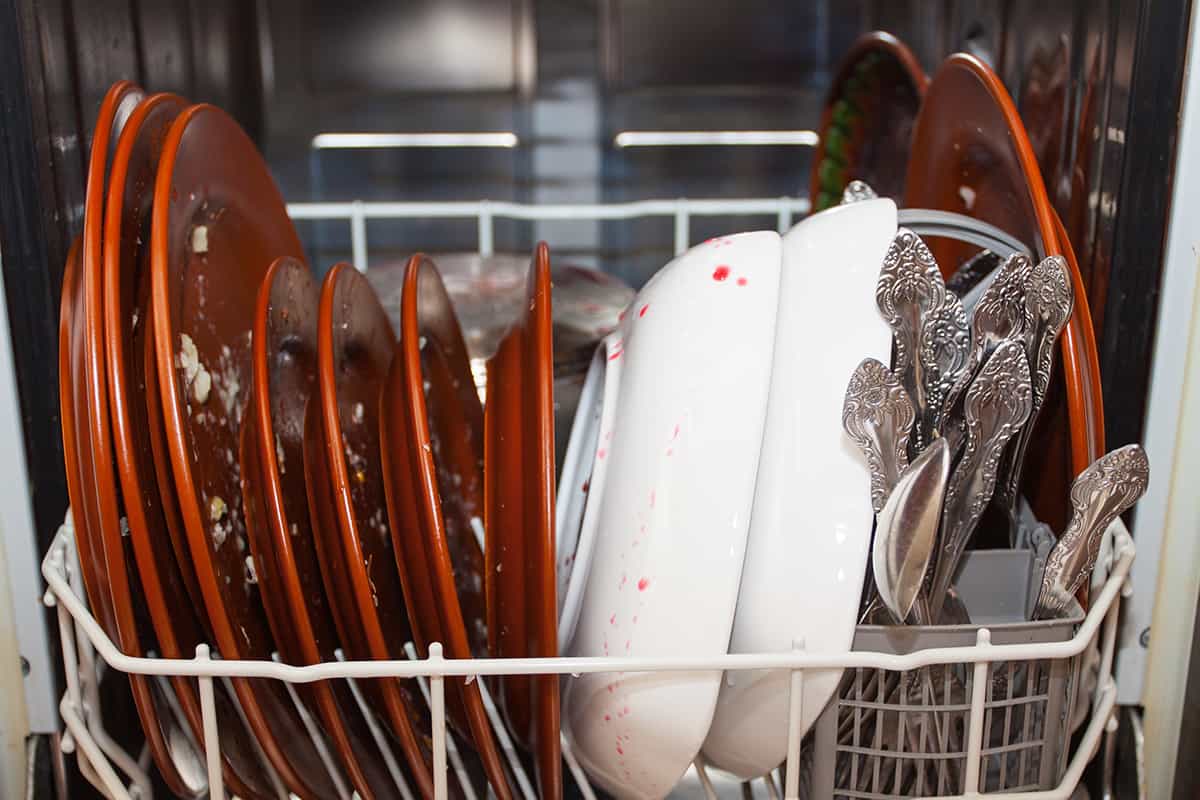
[875,229,959,451]
[842,180,878,204]
[942,253,1033,421]
[873,438,950,622]
[994,256,1074,532]
[1033,444,1149,620]
[842,358,916,512]
[929,339,1033,620]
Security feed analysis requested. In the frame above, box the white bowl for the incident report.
[556,335,621,648]
[561,232,782,799]
[700,199,897,778]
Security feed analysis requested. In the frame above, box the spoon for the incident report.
[874,229,951,452]
[942,253,1032,423]
[994,256,1074,533]
[929,339,1033,621]
[873,437,950,622]
[842,358,916,512]
[1033,444,1148,620]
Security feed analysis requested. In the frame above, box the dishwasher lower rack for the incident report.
[40,516,1131,800]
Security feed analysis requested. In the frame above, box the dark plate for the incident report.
[149,102,336,799]
[380,254,514,798]
[101,89,273,799]
[242,256,411,799]
[484,243,560,797]
[809,31,927,211]
[307,263,434,797]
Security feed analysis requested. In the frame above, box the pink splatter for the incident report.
[637,577,650,591]
[598,448,607,459]
[672,423,680,440]
[609,613,616,625]
[617,745,624,755]
[604,714,611,722]
[625,640,631,651]
[712,265,731,282]
[607,684,615,693]
[618,309,627,322]
[619,573,628,589]
[623,705,630,715]
[649,489,656,508]
[665,447,673,457]
[633,615,638,624]
[638,303,649,318]
[737,276,748,286]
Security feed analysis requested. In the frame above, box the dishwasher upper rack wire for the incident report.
[41,513,1132,800]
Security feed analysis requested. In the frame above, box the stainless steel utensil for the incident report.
[841,180,878,203]
[875,228,959,451]
[842,358,916,512]
[1033,444,1148,620]
[994,255,1074,532]
[873,438,950,622]
[929,339,1033,620]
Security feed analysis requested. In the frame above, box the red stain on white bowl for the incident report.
[597,448,607,459]
[637,577,650,591]
[581,479,589,492]
[609,613,616,625]
[737,276,748,286]
[604,714,611,722]
[648,489,656,508]
[712,265,731,282]
[638,303,649,318]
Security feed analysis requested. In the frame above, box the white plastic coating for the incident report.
[286,197,811,222]
[196,646,225,800]
[777,201,793,233]
[273,653,350,799]
[478,200,494,256]
[351,200,368,272]
[428,643,447,800]
[963,628,993,792]
[674,199,690,254]
[692,754,719,800]
[784,638,806,800]
[402,643,471,800]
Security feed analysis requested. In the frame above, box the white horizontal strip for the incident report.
[312,132,519,149]
[613,130,819,148]
[286,197,811,221]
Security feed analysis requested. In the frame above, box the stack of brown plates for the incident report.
[61,81,565,799]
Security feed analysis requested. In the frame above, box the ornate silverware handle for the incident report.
[929,339,1033,620]
[1034,444,1149,620]
[995,256,1074,533]
[842,358,915,513]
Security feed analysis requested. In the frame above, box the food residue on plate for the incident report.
[177,333,212,405]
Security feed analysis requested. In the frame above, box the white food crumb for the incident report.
[191,225,208,254]
[209,496,227,521]
[418,335,427,350]
[275,435,286,474]
[244,555,258,584]
[470,516,485,550]
[120,516,130,537]
[193,368,211,404]
[958,185,977,210]
[290,523,299,537]
[352,402,364,424]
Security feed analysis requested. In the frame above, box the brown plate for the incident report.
[483,243,560,797]
[242,256,411,799]
[103,91,274,800]
[307,262,433,796]
[809,31,927,211]
[904,54,1104,528]
[76,81,213,797]
[379,254,515,798]
[149,103,336,799]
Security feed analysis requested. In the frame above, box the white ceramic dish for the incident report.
[700,199,897,778]
[561,231,781,799]
[556,335,621,648]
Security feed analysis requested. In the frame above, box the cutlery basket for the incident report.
[810,549,1085,797]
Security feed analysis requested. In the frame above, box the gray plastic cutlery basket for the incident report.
[809,549,1083,798]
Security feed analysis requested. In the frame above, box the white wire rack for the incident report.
[41,514,1132,800]
[43,198,1129,799]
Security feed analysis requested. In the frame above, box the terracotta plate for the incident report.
[903,53,1104,524]
[72,81,217,797]
[100,89,277,799]
[242,256,412,799]
[149,102,337,799]
[483,243,560,797]
[379,254,515,798]
[809,31,927,211]
[306,262,434,796]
